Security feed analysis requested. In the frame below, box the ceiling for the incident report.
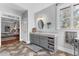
[0,3,54,17]
[15,3,54,13]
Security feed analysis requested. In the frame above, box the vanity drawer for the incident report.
[48,44,54,51]
[48,40,54,43]
[40,42,48,49]
[48,48,54,51]
[48,42,54,46]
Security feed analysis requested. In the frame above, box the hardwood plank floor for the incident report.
[0,41,73,56]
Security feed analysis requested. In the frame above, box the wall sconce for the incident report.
[47,22,51,29]
[36,14,48,24]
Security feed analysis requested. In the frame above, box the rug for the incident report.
[27,44,43,52]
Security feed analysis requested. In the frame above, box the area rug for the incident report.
[27,44,43,53]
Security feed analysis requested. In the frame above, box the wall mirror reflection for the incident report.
[38,20,44,29]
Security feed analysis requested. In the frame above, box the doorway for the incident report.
[1,16,20,45]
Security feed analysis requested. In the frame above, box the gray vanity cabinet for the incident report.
[34,34,39,45]
[30,33,56,51]
[30,34,39,45]
[30,34,35,43]
[39,35,48,49]
[48,37,55,51]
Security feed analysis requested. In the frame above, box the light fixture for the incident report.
[37,14,48,24]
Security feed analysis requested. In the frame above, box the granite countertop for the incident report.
[30,32,57,37]
[1,33,19,38]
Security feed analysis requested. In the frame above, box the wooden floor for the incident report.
[1,36,19,45]
[0,41,73,56]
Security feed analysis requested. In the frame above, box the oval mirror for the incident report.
[38,20,44,29]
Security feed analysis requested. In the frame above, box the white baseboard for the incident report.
[26,42,30,44]
[57,46,74,55]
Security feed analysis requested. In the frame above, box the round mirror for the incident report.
[38,20,44,29]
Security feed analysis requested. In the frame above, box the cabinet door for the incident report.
[30,34,35,44]
[34,34,39,45]
[39,35,48,49]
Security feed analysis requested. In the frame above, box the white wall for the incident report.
[20,11,28,42]
[0,12,1,47]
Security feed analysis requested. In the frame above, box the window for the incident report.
[74,4,79,28]
[60,7,71,28]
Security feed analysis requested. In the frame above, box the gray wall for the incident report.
[35,4,56,33]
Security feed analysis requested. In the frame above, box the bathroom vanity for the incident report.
[30,32,57,52]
